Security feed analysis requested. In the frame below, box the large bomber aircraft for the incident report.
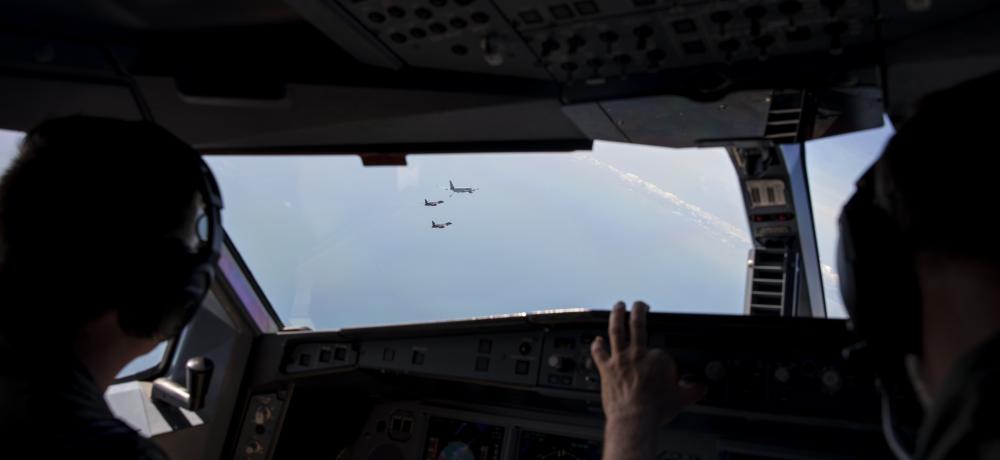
[1,1,998,459]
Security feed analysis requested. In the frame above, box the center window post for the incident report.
[780,142,827,318]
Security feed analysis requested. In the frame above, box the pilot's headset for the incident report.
[837,156,924,460]
[115,121,225,340]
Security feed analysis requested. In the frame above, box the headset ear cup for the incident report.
[116,241,213,339]
[175,263,214,332]
[839,194,922,355]
[840,178,925,458]
[114,144,223,340]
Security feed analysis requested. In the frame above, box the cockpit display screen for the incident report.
[422,417,504,460]
[516,430,602,460]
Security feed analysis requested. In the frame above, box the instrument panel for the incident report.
[237,312,892,459]
[282,313,879,425]
[349,402,717,460]
[339,399,886,460]
[295,0,880,82]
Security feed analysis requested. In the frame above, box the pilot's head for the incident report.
[0,116,206,352]
[839,72,1000,406]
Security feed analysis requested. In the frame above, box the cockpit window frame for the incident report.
[112,339,178,384]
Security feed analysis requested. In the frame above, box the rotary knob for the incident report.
[547,355,576,372]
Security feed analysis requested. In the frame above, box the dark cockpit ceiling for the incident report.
[1,0,998,154]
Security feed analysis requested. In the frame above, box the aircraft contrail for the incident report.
[577,154,751,246]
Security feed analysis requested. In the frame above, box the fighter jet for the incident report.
[447,180,478,195]
[424,199,444,207]
[431,221,452,229]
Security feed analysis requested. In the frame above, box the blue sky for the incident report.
[0,126,892,329]
[207,144,754,329]
[805,120,896,318]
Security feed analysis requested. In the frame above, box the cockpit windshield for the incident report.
[207,142,754,329]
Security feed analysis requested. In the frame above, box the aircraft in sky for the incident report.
[431,221,452,229]
[447,180,478,195]
[424,199,444,207]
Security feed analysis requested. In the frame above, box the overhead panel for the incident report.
[333,0,549,79]
[303,0,877,83]
[504,0,875,83]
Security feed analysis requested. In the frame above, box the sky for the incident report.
[804,119,896,318]
[0,126,894,331]
[207,144,754,329]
